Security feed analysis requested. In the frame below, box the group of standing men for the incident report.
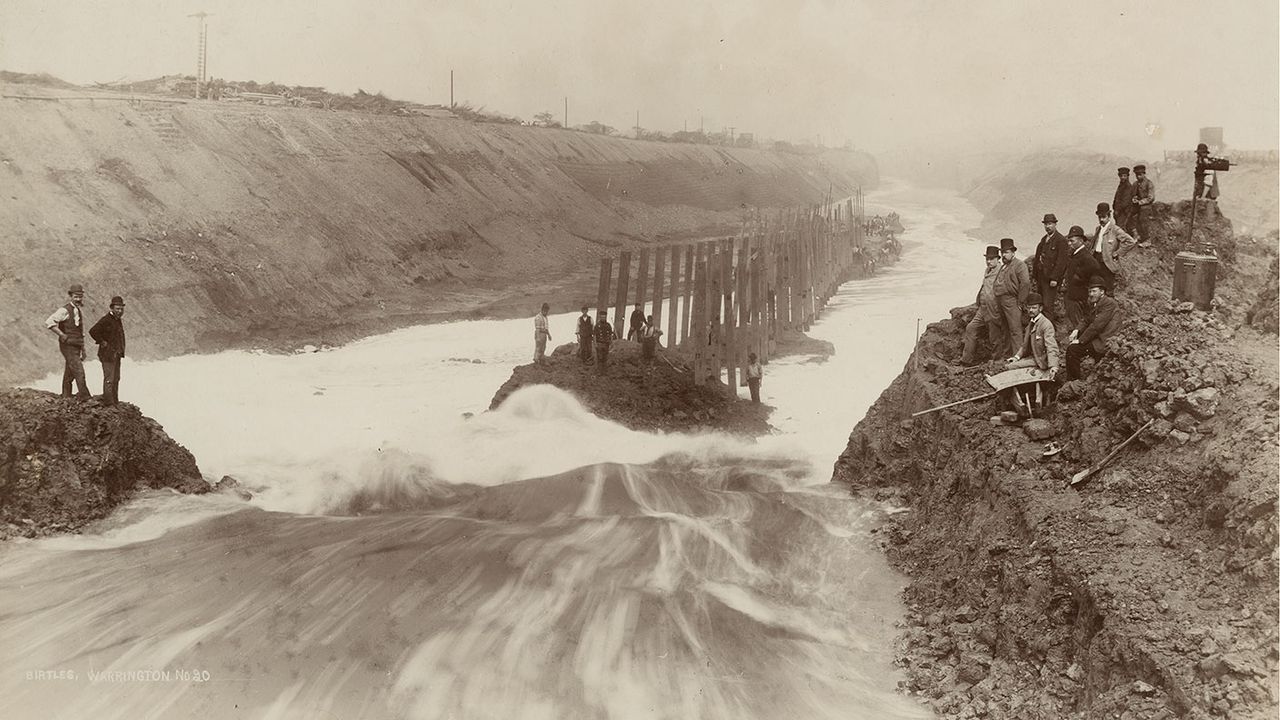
[962,192,1134,382]
[45,284,128,404]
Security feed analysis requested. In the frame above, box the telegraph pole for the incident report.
[188,12,212,99]
[450,70,454,107]
[564,96,568,128]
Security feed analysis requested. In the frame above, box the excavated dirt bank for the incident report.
[0,388,208,539]
[0,82,875,387]
[834,202,1278,718]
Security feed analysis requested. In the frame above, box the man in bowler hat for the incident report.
[1092,202,1135,295]
[1032,214,1068,321]
[1131,164,1155,241]
[1065,277,1122,380]
[45,283,91,399]
[89,296,127,405]
[1005,292,1059,380]
[1061,226,1101,330]
[960,245,1003,365]
[992,237,1030,356]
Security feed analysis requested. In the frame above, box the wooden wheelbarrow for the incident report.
[912,367,1055,418]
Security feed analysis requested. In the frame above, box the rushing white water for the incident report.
[5,179,981,720]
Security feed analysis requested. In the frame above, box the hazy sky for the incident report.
[2,0,1277,152]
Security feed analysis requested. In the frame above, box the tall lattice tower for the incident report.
[189,12,211,99]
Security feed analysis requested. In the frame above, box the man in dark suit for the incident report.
[1032,213,1068,321]
[89,295,127,405]
[1113,167,1137,237]
[1061,226,1101,331]
[1065,278,1122,380]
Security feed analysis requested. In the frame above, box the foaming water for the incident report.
[4,178,980,718]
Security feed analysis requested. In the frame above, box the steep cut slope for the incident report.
[0,85,876,385]
[835,202,1278,718]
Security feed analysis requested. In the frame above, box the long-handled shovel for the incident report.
[1068,419,1155,487]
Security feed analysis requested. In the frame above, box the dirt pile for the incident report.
[489,341,771,436]
[0,82,876,387]
[834,202,1278,718]
[0,388,208,539]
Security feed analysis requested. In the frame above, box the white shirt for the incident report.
[45,304,81,330]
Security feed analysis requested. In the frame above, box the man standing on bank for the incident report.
[1061,226,1101,330]
[533,303,552,365]
[89,296,127,405]
[1092,202,1135,295]
[593,312,614,374]
[627,303,645,342]
[992,237,1030,357]
[961,245,1003,366]
[1005,292,1059,380]
[745,352,763,403]
[1131,164,1155,242]
[1032,214,1068,321]
[1065,277,1122,381]
[45,283,92,400]
[575,305,594,364]
[1113,167,1137,237]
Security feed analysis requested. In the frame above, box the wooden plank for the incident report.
[707,243,722,387]
[635,247,650,324]
[736,236,751,387]
[667,245,682,348]
[692,258,708,384]
[652,245,666,340]
[596,257,612,324]
[686,242,704,348]
[613,250,631,341]
[723,238,738,397]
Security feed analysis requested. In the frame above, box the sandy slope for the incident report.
[0,84,876,385]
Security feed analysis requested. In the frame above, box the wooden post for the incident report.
[613,250,631,340]
[723,238,738,397]
[635,247,650,321]
[652,246,666,340]
[707,242,722,387]
[686,242,703,348]
[596,258,613,322]
[667,244,682,348]
[692,258,708,384]
[736,236,751,389]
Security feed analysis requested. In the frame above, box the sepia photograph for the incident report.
[0,1,1277,718]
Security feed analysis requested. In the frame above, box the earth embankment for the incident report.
[0,83,876,386]
[0,389,208,539]
[835,201,1278,718]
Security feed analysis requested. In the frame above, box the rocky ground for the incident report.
[834,200,1278,718]
[0,388,209,539]
[489,339,774,436]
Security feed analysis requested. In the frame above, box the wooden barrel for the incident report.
[1172,252,1218,309]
